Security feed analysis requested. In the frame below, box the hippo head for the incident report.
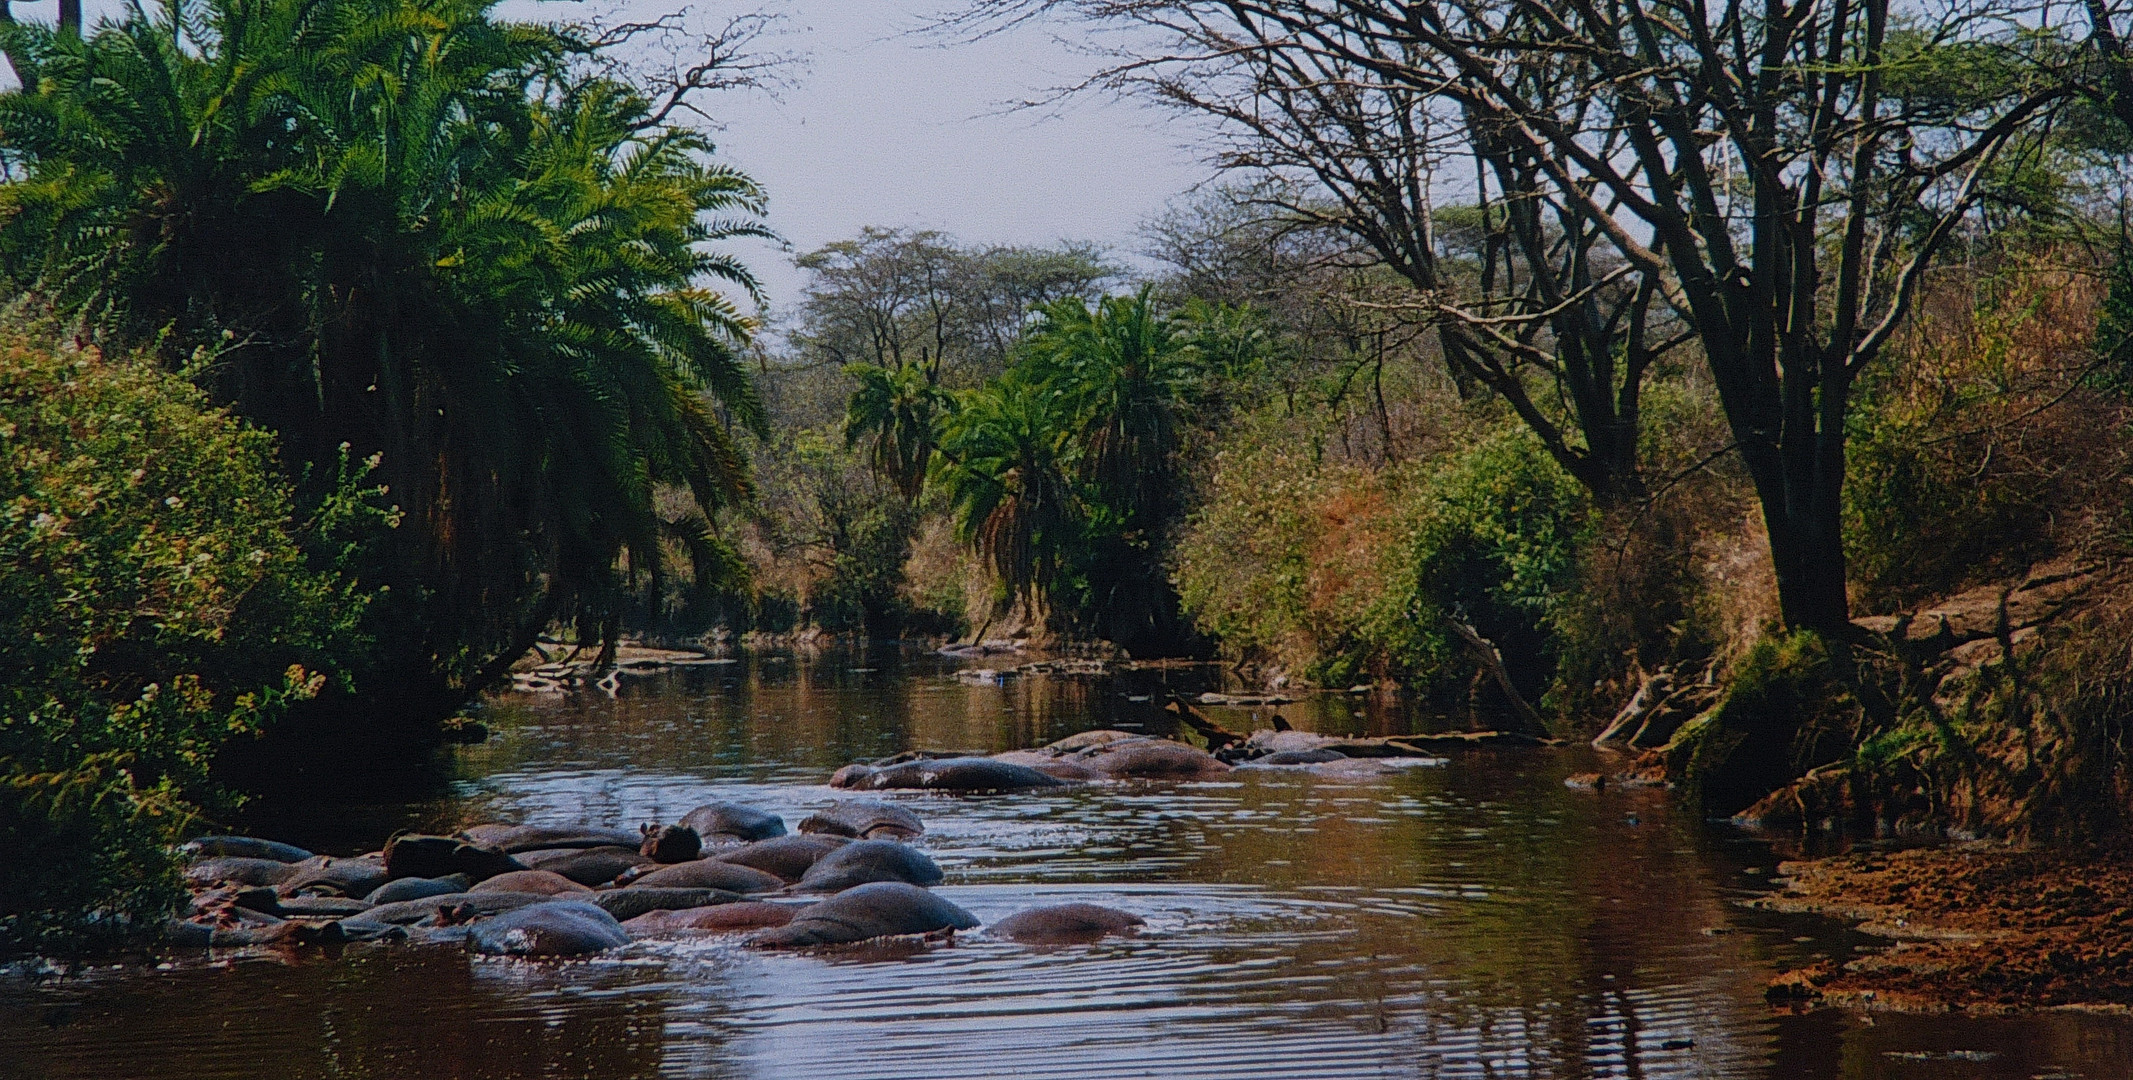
[828,764,877,789]
[639,823,703,863]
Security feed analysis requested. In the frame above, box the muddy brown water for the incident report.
[5,646,2132,1079]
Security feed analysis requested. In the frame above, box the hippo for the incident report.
[797,800,925,840]
[184,857,299,889]
[470,870,593,896]
[466,901,632,958]
[270,895,374,918]
[278,855,391,898]
[512,846,649,886]
[794,840,944,892]
[620,859,785,893]
[678,803,787,843]
[590,888,741,923]
[164,917,341,948]
[180,836,313,864]
[458,824,644,853]
[834,757,1069,793]
[1251,749,1348,765]
[335,891,554,936]
[1070,739,1232,780]
[383,835,526,883]
[714,835,851,883]
[988,903,1145,944]
[365,875,471,905]
[748,882,979,948]
[638,824,702,863]
[989,751,1104,782]
[624,902,797,936]
[1040,730,1141,754]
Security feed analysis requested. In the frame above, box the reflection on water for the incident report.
[5,645,2131,1079]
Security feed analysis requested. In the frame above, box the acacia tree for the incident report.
[963,0,2077,637]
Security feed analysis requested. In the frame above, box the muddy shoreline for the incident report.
[1752,843,2133,1012]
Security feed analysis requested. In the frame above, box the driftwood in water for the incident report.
[1447,620,1548,736]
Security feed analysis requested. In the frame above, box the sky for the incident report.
[690,2,1214,315]
[24,0,1219,317]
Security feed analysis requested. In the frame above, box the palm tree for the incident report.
[843,359,954,501]
[1019,286,1195,531]
[0,0,773,713]
[932,376,1076,610]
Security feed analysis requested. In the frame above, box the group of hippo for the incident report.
[175,798,1141,958]
[828,727,1440,792]
[173,726,1426,959]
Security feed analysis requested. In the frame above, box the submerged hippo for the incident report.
[590,887,740,922]
[988,903,1145,944]
[513,846,649,886]
[383,835,526,883]
[466,900,632,957]
[336,891,555,938]
[989,750,1103,781]
[678,803,787,843]
[180,836,313,864]
[748,882,978,948]
[470,870,592,896]
[365,875,471,904]
[638,824,702,863]
[278,855,391,898]
[185,857,299,889]
[832,757,1069,793]
[794,840,944,892]
[714,835,851,883]
[1250,749,1348,765]
[621,858,785,893]
[797,800,925,840]
[164,917,341,948]
[624,902,797,936]
[1070,739,1232,780]
[459,824,643,853]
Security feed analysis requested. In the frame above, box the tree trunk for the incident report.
[58,0,79,35]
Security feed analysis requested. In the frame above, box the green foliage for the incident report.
[0,330,370,954]
[1176,418,1591,691]
[1664,631,1846,815]
[929,287,1224,652]
[0,0,769,709]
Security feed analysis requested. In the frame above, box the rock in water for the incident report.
[466,901,631,957]
[795,840,944,892]
[748,883,978,948]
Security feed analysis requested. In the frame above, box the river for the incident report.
[4,646,2130,1079]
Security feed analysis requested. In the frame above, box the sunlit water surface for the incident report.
[6,647,2132,1079]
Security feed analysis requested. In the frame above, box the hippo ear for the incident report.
[640,822,655,837]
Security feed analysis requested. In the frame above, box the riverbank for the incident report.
[1753,843,2133,1012]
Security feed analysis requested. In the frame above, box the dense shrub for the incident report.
[1176,418,1590,694]
[0,329,370,954]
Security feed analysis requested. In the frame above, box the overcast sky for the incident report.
[26,0,1217,316]
[696,2,1213,315]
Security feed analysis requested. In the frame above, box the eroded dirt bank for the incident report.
[1753,844,2133,1011]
